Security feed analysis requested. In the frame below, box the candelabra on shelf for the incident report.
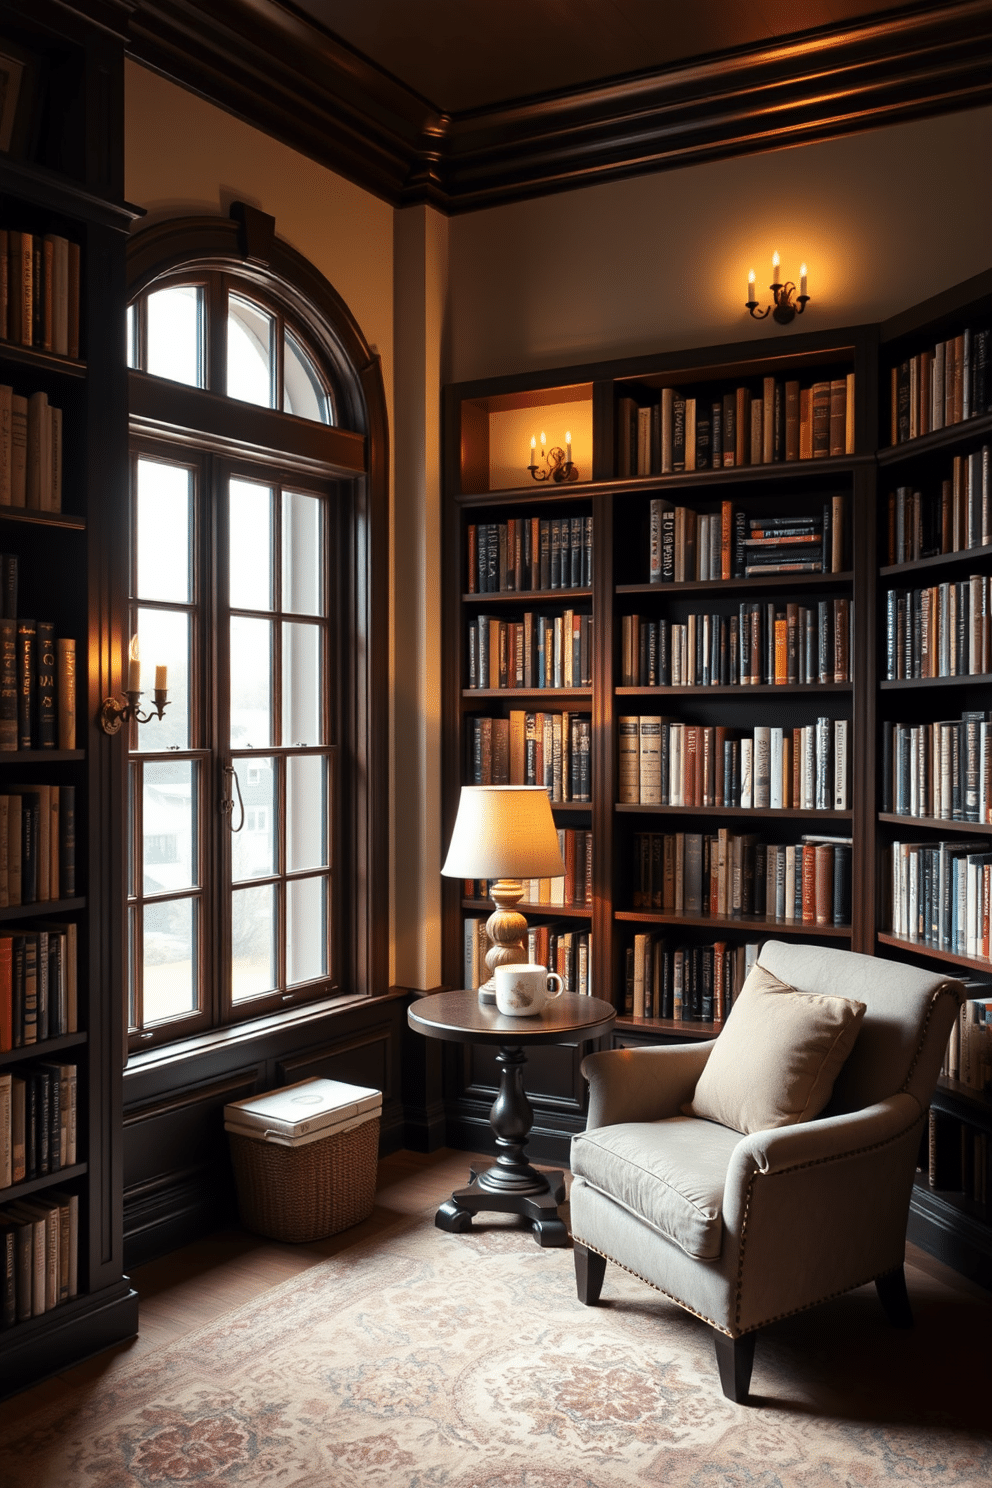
[746,253,810,325]
[100,637,170,734]
[528,430,579,483]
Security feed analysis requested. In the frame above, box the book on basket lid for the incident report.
[224,1077,381,1147]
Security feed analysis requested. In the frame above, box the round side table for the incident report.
[408,989,616,1247]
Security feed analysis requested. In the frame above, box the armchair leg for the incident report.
[875,1266,913,1328]
[713,1330,756,1404]
[574,1243,607,1305]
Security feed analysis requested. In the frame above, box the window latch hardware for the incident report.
[221,762,245,832]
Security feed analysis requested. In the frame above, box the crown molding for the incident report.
[126,1,992,214]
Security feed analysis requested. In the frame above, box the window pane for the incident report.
[135,608,190,752]
[284,329,330,424]
[126,303,137,370]
[232,756,275,882]
[230,616,272,748]
[282,621,322,746]
[287,876,327,985]
[229,480,272,611]
[143,759,196,894]
[232,883,276,1001]
[228,294,274,408]
[283,492,322,616]
[137,459,193,603]
[143,897,197,1023]
[146,285,204,387]
[287,755,327,871]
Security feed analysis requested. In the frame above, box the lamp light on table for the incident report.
[441,785,566,1004]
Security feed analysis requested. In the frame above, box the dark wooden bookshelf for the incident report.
[876,932,992,977]
[881,673,992,691]
[0,0,138,1394]
[463,587,593,603]
[463,688,592,701]
[462,899,591,919]
[443,284,992,1287]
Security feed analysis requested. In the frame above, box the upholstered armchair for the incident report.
[569,941,964,1404]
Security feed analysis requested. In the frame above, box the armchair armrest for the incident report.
[581,1042,713,1130]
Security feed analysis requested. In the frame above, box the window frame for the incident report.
[124,213,388,1055]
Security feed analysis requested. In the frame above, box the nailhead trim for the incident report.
[572,1234,736,1337]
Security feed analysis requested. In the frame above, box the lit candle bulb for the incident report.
[127,635,141,692]
[800,262,808,297]
[155,665,168,692]
[772,251,781,285]
[565,430,572,462]
[747,269,756,303]
[540,431,546,454]
[529,434,537,468]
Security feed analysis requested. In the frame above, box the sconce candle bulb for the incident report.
[100,635,171,734]
[772,250,781,284]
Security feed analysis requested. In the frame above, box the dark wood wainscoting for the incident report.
[122,992,415,1267]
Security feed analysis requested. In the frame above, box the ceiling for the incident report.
[291,1,897,116]
[127,1,992,212]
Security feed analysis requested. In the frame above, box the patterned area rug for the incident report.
[2,1209,990,1488]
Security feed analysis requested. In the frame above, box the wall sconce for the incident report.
[100,636,170,735]
[528,429,579,483]
[746,253,810,325]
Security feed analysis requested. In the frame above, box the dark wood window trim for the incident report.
[126,210,389,1054]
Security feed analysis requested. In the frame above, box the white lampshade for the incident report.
[441,785,565,881]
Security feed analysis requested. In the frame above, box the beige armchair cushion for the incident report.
[571,1116,742,1259]
[683,962,866,1134]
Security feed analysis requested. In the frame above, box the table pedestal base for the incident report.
[434,1043,570,1248]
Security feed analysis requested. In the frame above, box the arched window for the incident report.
[124,209,387,1051]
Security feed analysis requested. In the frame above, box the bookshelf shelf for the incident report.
[0,510,86,531]
[0,342,87,378]
[0,750,86,762]
[615,683,852,697]
[877,409,992,467]
[877,812,992,836]
[0,1164,87,1206]
[0,1032,87,1065]
[463,587,592,604]
[880,673,992,691]
[615,804,852,820]
[617,571,853,596]
[880,544,992,579]
[616,1015,722,1039]
[462,898,590,918]
[463,689,592,701]
[0,897,86,923]
[614,909,851,938]
[876,931,992,977]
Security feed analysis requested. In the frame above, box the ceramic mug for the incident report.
[494,963,565,1017]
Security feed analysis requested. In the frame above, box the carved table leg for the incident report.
[434,1044,569,1247]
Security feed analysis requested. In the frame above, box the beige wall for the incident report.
[447,106,992,384]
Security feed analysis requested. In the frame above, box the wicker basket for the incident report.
[228,1114,380,1243]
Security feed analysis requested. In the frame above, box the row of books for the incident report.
[0,621,76,750]
[881,714,992,823]
[618,717,850,811]
[889,328,990,445]
[465,828,593,909]
[0,1188,79,1326]
[619,598,852,688]
[0,922,78,1050]
[944,994,992,1093]
[462,916,593,996]
[647,498,846,582]
[0,228,81,359]
[0,1062,77,1187]
[617,374,856,477]
[467,711,591,801]
[0,387,62,512]
[630,831,852,926]
[467,611,593,690]
[885,577,992,681]
[885,448,991,564]
[885,838,992,959]
[623,937,760,1021]
[926,1109,989,1215]
[0,785,76,907]
[467,515,593,594]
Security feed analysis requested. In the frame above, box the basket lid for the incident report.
[224,1077,381,1138]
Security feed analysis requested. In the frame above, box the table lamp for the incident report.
[441,785,566,1004]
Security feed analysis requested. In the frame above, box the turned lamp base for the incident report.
[477,878,530,1004]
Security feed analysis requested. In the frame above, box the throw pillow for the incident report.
[683,960,867,1134]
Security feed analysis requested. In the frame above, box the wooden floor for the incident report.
[1,1145,987,1423]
